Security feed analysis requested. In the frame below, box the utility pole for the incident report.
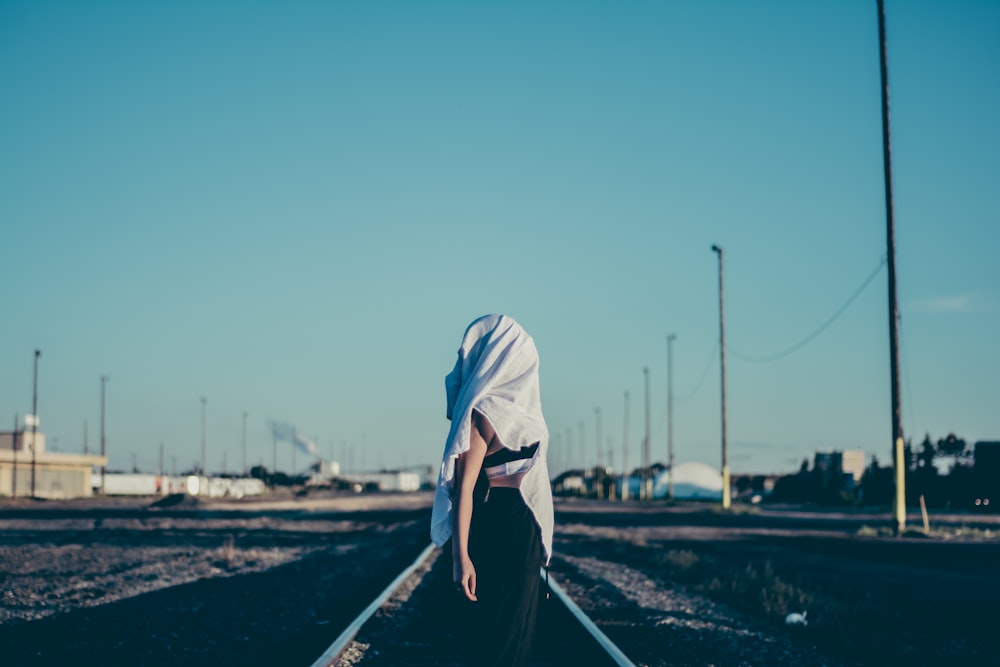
[84,419,89,455]
[877,0,905,533]
[12,414,18,498]
[100,376,108,495]
[242,411,248,477]
[595,407,603,499]
[565,428,573,471]
[159,442,164,476]
[272,423,277,476]
[667,333,677,500]
[621,391,630,501]
[643,366,651,501]
[200,397,207,476]
[711,245,731,510]
[30,349,40,498]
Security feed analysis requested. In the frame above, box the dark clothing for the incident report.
[467,486,543,667]
[481,442,539,468]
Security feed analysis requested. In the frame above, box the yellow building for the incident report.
[0,430,107,499]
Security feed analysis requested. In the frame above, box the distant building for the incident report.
[652,462,723,500]
[974,441,1000,472]
[841,449,866,482]
[551,469,587,495]
[1,429,107,499]
[93,472,265,498]
[814,449,865,488]
[973,441,1000,506]
[340,470,421,492]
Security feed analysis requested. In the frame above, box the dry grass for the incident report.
[657,549,813,619]
[857,523,997,540]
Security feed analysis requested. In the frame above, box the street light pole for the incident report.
[12,414,18,498]
[711,245,731,510]
[30,349,40,498]
[100,375,108,495]
[200,397,207,476]
[667,333,677,501]
[242,411,248,477]
[595,407,603,499]
[643,366,651,501]
[621,391,630,501]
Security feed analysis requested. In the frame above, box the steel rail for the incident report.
[542,567,638,667]
[309,542,436,667]
[309,543,636,667]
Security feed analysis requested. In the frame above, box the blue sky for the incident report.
[1,0,997,477]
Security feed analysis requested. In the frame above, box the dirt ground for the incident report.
[553,499,1000,666]
[0,490,433,665]
[1,492,997,666]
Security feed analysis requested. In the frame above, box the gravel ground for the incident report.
[0,540,317,624]
[551,551,845,667]
[1,494,995,666]
[0,492,434,666]
[552,500,1000,667]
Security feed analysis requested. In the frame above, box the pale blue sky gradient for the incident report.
[2,1,997,476]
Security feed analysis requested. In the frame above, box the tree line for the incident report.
[770,433,993,509]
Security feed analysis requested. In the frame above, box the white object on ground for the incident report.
[785,611,808,627]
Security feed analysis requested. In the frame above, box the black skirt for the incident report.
[466,486,543,667]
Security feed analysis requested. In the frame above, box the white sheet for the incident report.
[430,314,553,563]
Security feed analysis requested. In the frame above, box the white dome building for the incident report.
[652,462,723,500]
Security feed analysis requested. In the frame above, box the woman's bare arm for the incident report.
[455,416,488,601]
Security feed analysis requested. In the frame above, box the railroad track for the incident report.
[310,544,637,667]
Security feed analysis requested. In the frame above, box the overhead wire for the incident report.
[675,343,718,403]
[728,254,889,363]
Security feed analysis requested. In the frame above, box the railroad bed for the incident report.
[313,546,632,667]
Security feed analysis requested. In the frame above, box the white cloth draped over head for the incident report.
[430,314,554,563]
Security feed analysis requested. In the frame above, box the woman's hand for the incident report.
[459,554,478,601]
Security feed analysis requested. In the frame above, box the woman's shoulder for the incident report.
[471,409,504,453]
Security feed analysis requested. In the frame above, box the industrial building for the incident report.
[0,429,107,499]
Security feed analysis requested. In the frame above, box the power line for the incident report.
[729,254,888,363]
[675,343,717,403]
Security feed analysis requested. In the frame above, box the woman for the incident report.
[431,314,554,667]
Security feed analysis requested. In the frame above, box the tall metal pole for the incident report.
[667,333,677,500]
[12,414,18,498]
[711,245,730,509]
[621,391,630,501]
[200,397,207,476]
[83,419,89,455]
[242,411,248,477]
[565,427,573,471]
[100,375,108,495]
[877,0,906,533]
[272,423,277,476]
[595,407,603,499]
[643,366,651,501]
[30,349,40,497]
